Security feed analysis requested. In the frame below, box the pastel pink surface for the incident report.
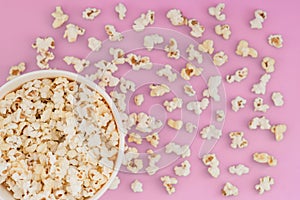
[0,0,299,200]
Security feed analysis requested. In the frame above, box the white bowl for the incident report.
[0,70,125,200]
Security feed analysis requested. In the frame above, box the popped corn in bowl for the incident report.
[0,70,125,200]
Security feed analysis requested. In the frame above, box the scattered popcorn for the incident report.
[187,19,205,38]
[216,110,225,122]
[165,38,180,59]
[215,24,231,40]
[207,75,222,101]
[187,98,210,115]
[226,67,248,83]
[132,10,155,32]
[261,56,275,73]
[119,77,136,94]
[268,34,283,48]
[255,176,275,194]
[253,152,277,167]
[166,9,188,26]
[165,142,191,158]
[251,73,271,95]
[231,96,247,112]
[115,3,127,20]
[128,132,142,144]
[229,164,250,176]
[202,153,220,178]
[97,70,120,88]
[200,125,222,140]
[185,122,197,133]
[63,56,90,73]
[250,9,267,29]
[36,51,55,69]
[213,51,228,67]
[109,176,121,190]
[149,84,170,97]
[109,47,126,64]
[135,112,163,133]
[63,23,85,42]
[105,25,124,41]
[88,37,102,51]
[144,34,164,51]
[82,7,101,20]
[229,131,248,149]
[249,116,271,130]
[253,97,269,112]
[146,132,160,147]
[183,84,196,97]
[208,3,226,21]
[131,180,143,193]
[7,62,26,81]
[146,150,161,175]
[198,39,214,54]
[51,6,69,28]
[270,124,287,141]
[167,119,183,130]
[126,53,153,70]
[271,92,284,107]
[156,64,177,82]
[181,62,203,80]
[161,176,178,195]
[134,94,144,106]
[222,182,239,196]
[32,37,55,53]
[110,91,126,112]
[186,44,203,63]
[174,160,191,176]
[127,158,143,173]
[163,97,183,112]
[235,40,258,58]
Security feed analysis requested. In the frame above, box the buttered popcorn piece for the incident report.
[165,38,180,59]
[109,176,121,190]
[7,62,26,81]
[163,97,183,112]
[187,98,210,115]
[146,132,160,147]
[187,19,205,38]
[213,51,228,66]
[231,96,247,112]
[222,182,239,196]
[198,39,214,54]
[181,62,203,80]
[156,64,177,82]
[110,91,126,112]
[261,56,275,73]
[167,119,183,130]
[208,3,226,21]
[202,153,220,178]
[105,25,124,41]
[253,152,278,167]
[229,131,248,149]
[131,180,143,193]
[144,34,164,51]
[226,67,248,83]
[135,112,163,133]
[251,73,271,95]
[36,50,55,69]
[82,8,101,20]
[185,122,197,133]
[128,132,142,144]
[255,176,275,194]
[250,9,267,29]
[236,40,258,58]
[270,124,287,141]
[132,10,155,32]
[149,84,170,97]
[268,34,283,48]
[166,9,188,26]
[51,6,69,28]
[216,110,225,122]
[126,53,153,70]
[63,56,90,73]
[161,176,178,195]
[88,37,102,51]
[109,47,125,64]
[134,94,144,106]
[165,142,191,158]
[215,24,231,40]
[127,158,143,173]
[119,77,136,94]
[186,44,203,63]
[32,37,55,53]
[249,116,271,130]
[115,3,127,20]
[64,23,85,42]
[174,160,191,176]
[271,92,284,106]
[253,97,269,112]
[229,164,250,176]
[183,84,196,97]
[200,125,222,140]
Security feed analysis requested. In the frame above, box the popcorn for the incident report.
[216,110,225,122]
[161,176,178,195]
[186,44,203,63]
[255,176,275,194]
[187,19,205,38]
[7,62,26,81]
[105,25,124,41]
[251,73,271,95]
[183,84,196,97]
[231,96,247,112]
[250,9,267,29]
[134,94,144,106]
[215,24,231,40]
[222,182,239,196]
[132,10,155,32]
[166,9,188,26]
[64,24,85,43]
[146,150,161,175]
[198,39,214,54]
[208,3,226,21]
[268,34,283,48]
[144,34,164,51]
[181,62,203,80]
[253,152,277,167]
[119,77,136,94]
[98,71,120,88]
[115,3,127,20]
[270,124,287,141]
[185,122,197,133]
[207,75,222,101]
[63,56,90,73]
[235,40,258,58]
[156,64,177,82]
[51,6,69,28]
[146,132,160,147]
[32,37,55,53]
[82,8,101,20]
[249,116,271,130]
[165,38,180,59]
[126,53,153,70]
[128,132,142,144]
[228,164,250,176]
[202,153,220,178]
[226,67,248,83]
[109,176,121,190]
[187,98,210,115]
[88,37,102,51]
[149,84,170,97]
[261,56,275,73]
[110,91,126,112]
[109,47,126,64]
[127,158,143,173]
[253,97,269,112]
[167,119,183,130]
[163,97,183,112]
[135,112,163,133]
[213,51,228,67]
[229,131,248,149]
[131,180,143,193]
[165,142,191,158]
[200,125,222,140]
[174,160,191,177]
[271,92,284,106]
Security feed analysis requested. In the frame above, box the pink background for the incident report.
[1,0,300,200]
